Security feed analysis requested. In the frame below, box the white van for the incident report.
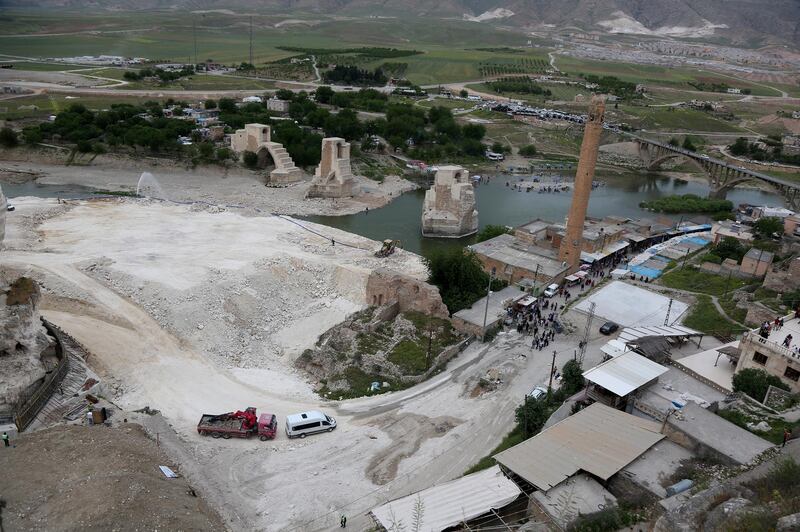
[285,410,337,438]
[543,283,560,298]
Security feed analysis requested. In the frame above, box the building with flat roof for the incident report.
[583,351,669,408]
[469,233,569,287]
[736,314,800,393]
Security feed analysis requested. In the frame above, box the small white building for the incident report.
[726,88,742,94]
[242,95,263,104]
[266,97,290,113]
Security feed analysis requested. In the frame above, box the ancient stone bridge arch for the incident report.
[230,123,303,184]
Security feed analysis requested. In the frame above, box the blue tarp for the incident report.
[685,237,710,246]
[629,265,665,278]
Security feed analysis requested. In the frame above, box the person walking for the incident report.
[783,428,791,448]
[340,515,347,528]
[2,432,9,447]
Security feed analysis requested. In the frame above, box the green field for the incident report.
[0,93,167,119]
[120,74,275,90]
[621,105,744,133]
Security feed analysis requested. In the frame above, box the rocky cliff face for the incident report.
[0,276,53,411]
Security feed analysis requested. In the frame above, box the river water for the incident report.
[305,172,785,257]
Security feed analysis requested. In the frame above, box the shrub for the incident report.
[216,147,232,161]
[732,368,790,402]
[561,359,584,396]
[242,150,258,168]
[0,127,18,148]
[476,224,510,243]
[518,144,538,157]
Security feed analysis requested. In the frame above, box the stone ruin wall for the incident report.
[365,268,449,319]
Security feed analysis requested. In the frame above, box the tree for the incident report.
[754,216,783,238]
[714,236,746,262]
[476,225,510,243]
[314,85,334,104]
[682,137,697,151]
[729,137,750,157]
[668,137,680,147]
[462,123,485,141]
[561,359,584,396]
[22,126,43,145]
[0,127,18,148]
[218,98,237,113]
[198,142,214,159]
[204,99,217,110]
[275,88,295,101]
[519,144,537,157]
[491,142,510,154]
[216,147,232,161]
[515,397,550,437]
[242,150,258,168]
[426,249,498,314]
[459,89,468,98]
[732,368,789,402]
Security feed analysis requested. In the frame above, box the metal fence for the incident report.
[13,319,70,432]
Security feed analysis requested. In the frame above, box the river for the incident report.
[305,172,785,257]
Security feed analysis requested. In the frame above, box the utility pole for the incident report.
[532,263,540,295]
[664,298,674,326]
[426,318,433,370]
[680,246,690,271]
[547,350,557,397]
[249,16,254,67]
[481,267,496,341]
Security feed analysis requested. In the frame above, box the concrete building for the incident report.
[469,233,569,288]
[451,286,524,337]
[740,248,773,277]
[421,165,478,238]
[582,351,669,409]
[559,95,605,270]
[307,137,355,198]
[229,124,303,184]
[711,220,754,245]
[266,97,291,113]
[737,315,800,393]
[783,213,800,236]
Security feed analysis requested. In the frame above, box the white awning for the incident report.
[600,339,630,358]
[618,325,701,343]
[583,351,668,396]
[370,465,520,531]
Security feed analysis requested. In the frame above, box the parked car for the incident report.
[527,386,548,401]
[285,410,336,438]
[6,203,15,211]
[543,283,559,298]
[599,321,619,335]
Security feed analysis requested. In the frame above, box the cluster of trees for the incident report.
[21,102,193,153]
[123,65,195,83]
[515,359,584,437]
[476,225,511,243]
[639,194,733,214]
[277,46,421,58]
[668,136,701,151]
[729,136,800,165]
[488,77,552,96]
[0,127,18,148]
[689,81,750,95]
[323,65,388,86]
[703,218,782,264]
[426,249,504,313]
[582,74,639,99]
[518,144,538,157]
[314,86,389,112]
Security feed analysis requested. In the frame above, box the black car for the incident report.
[599,321,619,335]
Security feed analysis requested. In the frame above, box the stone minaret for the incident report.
[559,95,605,270]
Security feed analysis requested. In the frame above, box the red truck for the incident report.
[197,407,277,441]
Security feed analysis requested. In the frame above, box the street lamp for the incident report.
[482,267,496,341]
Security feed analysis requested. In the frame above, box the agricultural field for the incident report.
[0,93,166,120]
[120,74,275,91]
[620,105,744,133]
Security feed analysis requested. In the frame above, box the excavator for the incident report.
[375,239,401,258]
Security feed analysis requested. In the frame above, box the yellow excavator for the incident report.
[375,239,401,258]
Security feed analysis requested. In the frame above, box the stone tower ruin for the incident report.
[559,96,605,270]
[230,123,304,184]
[421,165,478,238]
[307,137,355,198]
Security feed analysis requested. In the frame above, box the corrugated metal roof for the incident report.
[600,339,630,358]
[369,465,520,531]
[582,351,668,396]
[617,324,701,343]
[494,403,664,491]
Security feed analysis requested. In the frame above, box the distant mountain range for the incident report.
[5,0,799,46]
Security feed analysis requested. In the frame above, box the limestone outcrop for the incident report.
[307,137,355,198]
[420,165,478,238]
[0,276,55,411]
[230,123,304,184]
